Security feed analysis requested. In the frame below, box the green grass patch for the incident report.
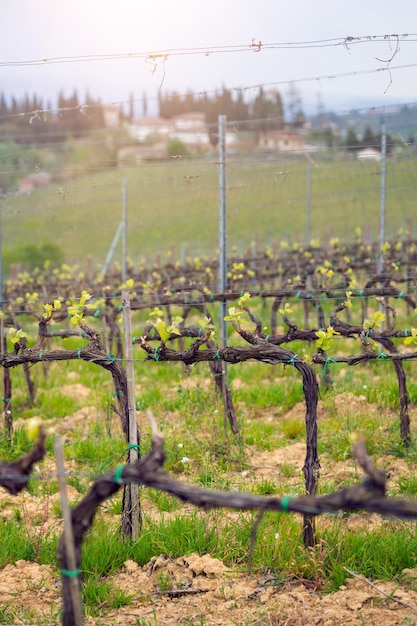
[83,576,133,617]
[0,518,58,566]
[145,489,182,513]
[280,417,305,441]
[243,421,280,450]
[68,422,126,474]
[321,521,417,591]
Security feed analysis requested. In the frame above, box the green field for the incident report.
[3,152,417,269]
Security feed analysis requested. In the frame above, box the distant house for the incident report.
[129,116,173,143]
[18,171,51,194]
[129,112,213,150]
[357,147,382,161]
[171,112,206,131]
[258,129,305,152]
[129,112,252,152]
[170,112,210,149]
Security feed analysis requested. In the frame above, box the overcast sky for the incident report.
[1,0,417,117]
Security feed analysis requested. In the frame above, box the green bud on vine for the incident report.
[315,326,339,351]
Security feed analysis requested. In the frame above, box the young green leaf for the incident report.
[404,328,417,346]
[363,311,385,331]
[278,302,293,316]
[8,327,28,344]
[315,326,340,351]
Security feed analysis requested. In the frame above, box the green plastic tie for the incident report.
[61,568,80,578]
[77,349,82,359]
[39,350,45,361]
[114,464,125,485]
[397,292,404,298]
[2,397,11,402]
[209,294,214,302]
[323,357,337,376]
[213,349,222,360]
[119,444,141,460]
[295,291,301,298]
[114,390,123,397]
[287,355,298,365]
[108,353,116,363]
[377,352,387,359]
[358,290,364,296]
[404,328,409,337]
[265,335,270,342]
[153,347,160,362]
[280,496,292,513]
[93,310,100,318]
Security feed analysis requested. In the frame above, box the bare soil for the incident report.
[2,554,417,625]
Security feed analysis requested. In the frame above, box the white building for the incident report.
[129,116,173,143]
[170,112,210,149]
[357,147,382,161]
[129,112,242,150]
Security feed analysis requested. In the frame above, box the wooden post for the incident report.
[1,319,13,439]
[217,114,238,436]
[121,290,141,539]
[101,316,110,355]
[54,437,83,626]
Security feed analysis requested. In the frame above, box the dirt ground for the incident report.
[2,389,417,625]
[2,554,417,625]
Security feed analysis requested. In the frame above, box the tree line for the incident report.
[158,86,290,129]
[0,86,291,146]
[0,91,106,144]
[344,126,398,154]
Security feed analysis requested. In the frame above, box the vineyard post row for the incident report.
[3,273,417,545]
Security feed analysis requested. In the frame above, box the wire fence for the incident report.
[1,104,417,273]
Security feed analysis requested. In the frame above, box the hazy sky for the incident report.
[2,0,417,116]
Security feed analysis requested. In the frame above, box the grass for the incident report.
[0,518,58,566]
[321,522,417,590]
[68,425,126,475]
[0,605,61,626]
[83,576,133,616]
[3,153,417,268]
[145,489,182,513]
[136,610,158,626]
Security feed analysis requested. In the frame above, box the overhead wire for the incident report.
[1,33,416,67]
[0,59,416,123]
[1,35,416,268]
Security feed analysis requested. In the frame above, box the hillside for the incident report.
[3,152,417,271]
